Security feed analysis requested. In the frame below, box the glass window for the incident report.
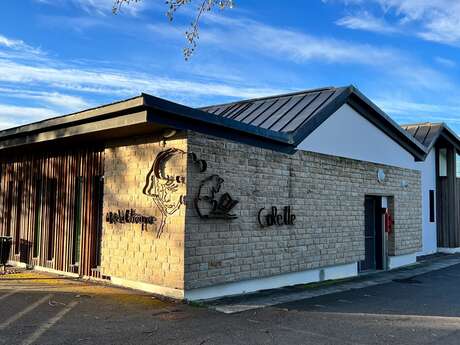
[456,154,460,178]
[439,148,447,177]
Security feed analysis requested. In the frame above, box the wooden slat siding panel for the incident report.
[0,146,104,275]
[0,163,5,236]
[447,146,457,247]
[438,177,448,247]
[457,178,460,247]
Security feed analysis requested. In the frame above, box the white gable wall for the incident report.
[297,104,418,170]
[416,150,437,255]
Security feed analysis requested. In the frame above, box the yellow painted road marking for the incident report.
[0,294,52,330]
[20,300,79,345]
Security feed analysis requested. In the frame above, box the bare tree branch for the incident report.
[113,0,234,60]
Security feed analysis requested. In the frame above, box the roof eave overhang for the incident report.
[0,94,297,154]
[142,93,296,154]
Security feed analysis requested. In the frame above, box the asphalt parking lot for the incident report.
[1,263,460,345]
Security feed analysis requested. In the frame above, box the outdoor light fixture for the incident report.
[377,168,386,183]
[161,129,177,146]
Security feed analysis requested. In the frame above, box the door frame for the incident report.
[359,195,386,273]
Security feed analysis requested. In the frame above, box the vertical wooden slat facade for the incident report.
[436,143,460,249]
[0,147,104,276]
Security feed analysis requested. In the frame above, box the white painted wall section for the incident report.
[388,253,417,270]
[416,150,437,256]
[297,104,418,170]
[185,262,358,301]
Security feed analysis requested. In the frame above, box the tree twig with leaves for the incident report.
[113,0,234,60]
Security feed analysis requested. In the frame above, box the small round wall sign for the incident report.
[377,169,386,183]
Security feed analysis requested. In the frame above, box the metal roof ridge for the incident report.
[198,86,341,110]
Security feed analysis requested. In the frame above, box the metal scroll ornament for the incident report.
[194,174,239,219]
[143,148,187,238]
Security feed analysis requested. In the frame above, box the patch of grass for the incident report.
[187,300,206,308]
[299,277,355,290]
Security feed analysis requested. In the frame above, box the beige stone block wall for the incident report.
[185,132,422,290]
[101,135,187,290]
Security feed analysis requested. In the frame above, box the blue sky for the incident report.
[1,0,460,132]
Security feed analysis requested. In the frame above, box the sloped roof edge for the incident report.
[269,85,428,161]
[0,86,428,160]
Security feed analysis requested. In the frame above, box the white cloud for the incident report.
[0,87,89,111]
[0,58,290,100]
[336,12,398,34]
[331,0,460,46]
[37,0,146,16]
[0,104,59,122]
[435,57,456,68]
[199,14,453,92]
[201,14,402,66]
[0,34,43,55]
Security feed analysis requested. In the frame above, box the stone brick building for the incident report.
[0,86,427,300]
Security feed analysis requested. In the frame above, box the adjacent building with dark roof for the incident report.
[402,122,460,255]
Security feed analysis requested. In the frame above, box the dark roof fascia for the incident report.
[438,126,460,152]
[142,93,296,153]
[346,87,427,161]
[0,96,145,142]
[0,94,296,154]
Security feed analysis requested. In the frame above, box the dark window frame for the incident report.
[429,190,435,223]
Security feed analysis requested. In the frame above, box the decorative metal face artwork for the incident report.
[143,148,187,237]
[194,174,239,220]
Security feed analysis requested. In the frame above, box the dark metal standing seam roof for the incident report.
[201,87,342,134]
[401,123,444,149]
[0,85,428,160]
[201,86,428,161]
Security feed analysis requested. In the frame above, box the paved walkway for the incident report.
[206,254,460,314]
[1,258,460,344]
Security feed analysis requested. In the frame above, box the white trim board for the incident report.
[7,260,27,269]
[109,276,184,300]
[185,262,358,301]
[388,253,417,270]
[438,247,460,254]
[33,265,80,278]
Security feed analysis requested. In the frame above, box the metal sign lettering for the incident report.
[106,209,156,231]
[258,206,296,228]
